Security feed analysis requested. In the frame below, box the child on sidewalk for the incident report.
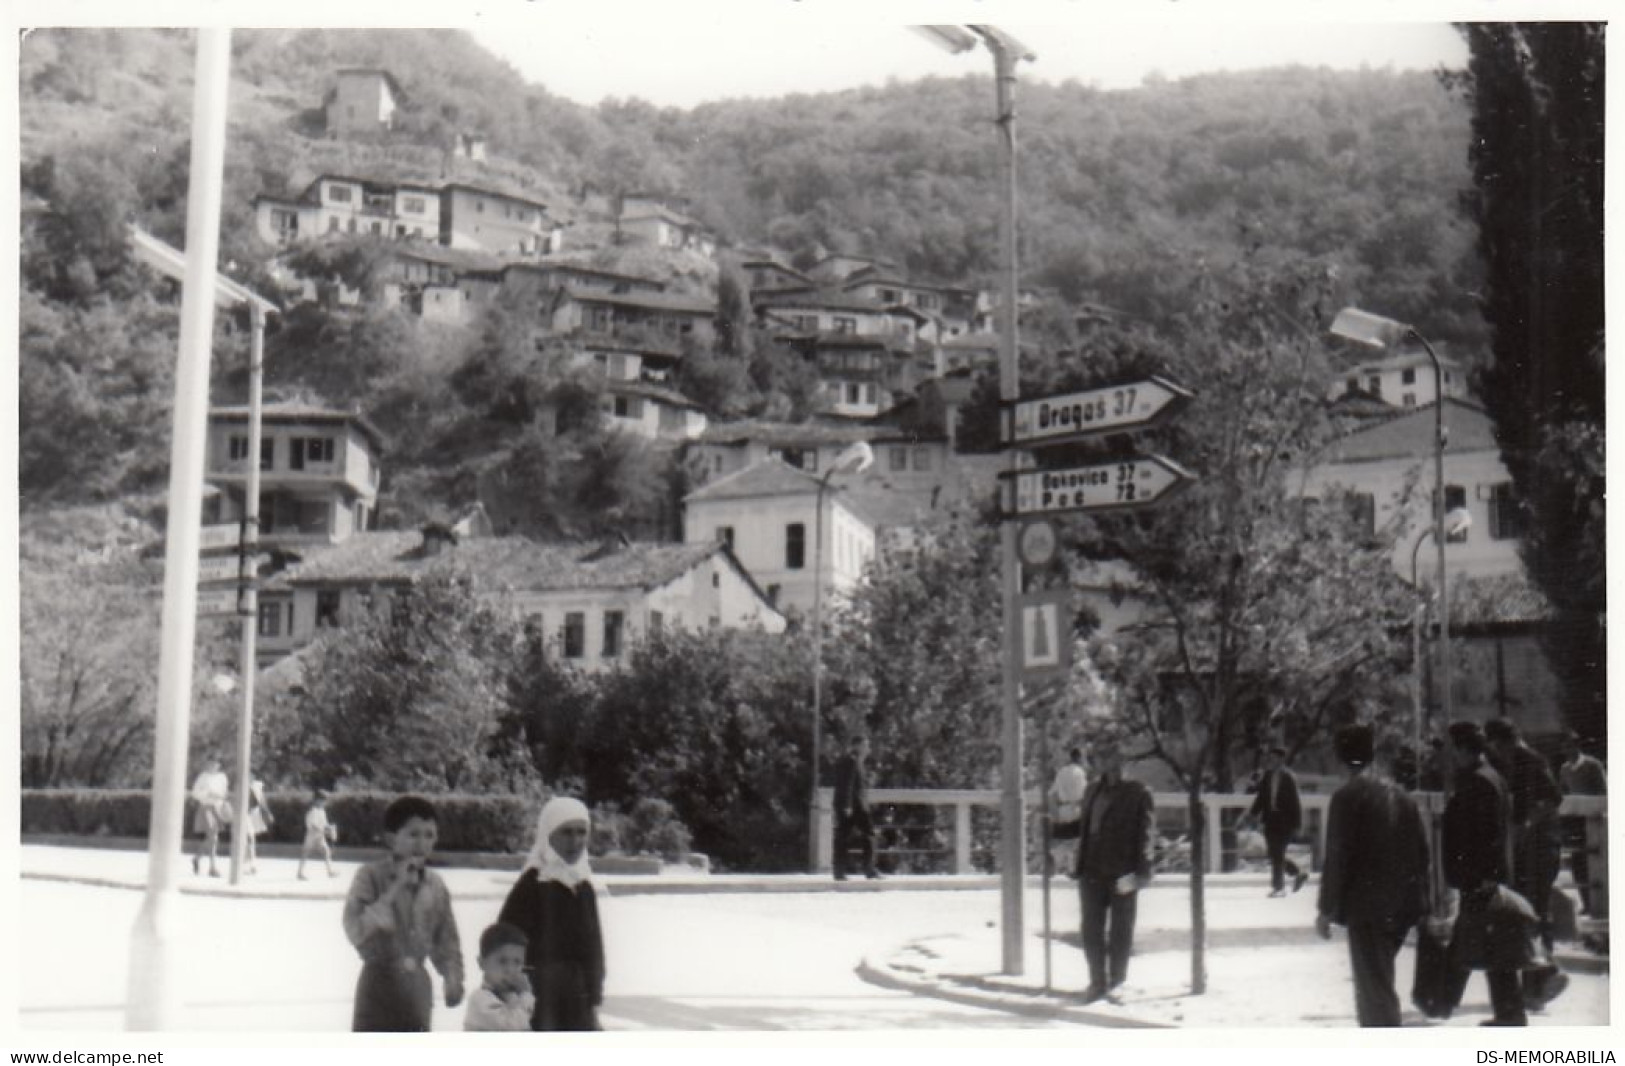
[342,795,465,1031]
[244,778,273,875]
[298,791,338,880]
[463,922,537,1031]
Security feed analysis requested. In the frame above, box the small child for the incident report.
[342,795,465,1031]
[463,922,537,1031]
[244,778,273,875]
[298,791,338,880]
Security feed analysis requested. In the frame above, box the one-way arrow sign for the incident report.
[1000,454,1195,518]
[1002,376,1193,448]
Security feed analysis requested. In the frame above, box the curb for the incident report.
[856,935,1172,1029]
[19,869,517,902]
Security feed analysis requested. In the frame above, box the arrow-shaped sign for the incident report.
[1003,376,1193,448]
[1000,454,1195,518]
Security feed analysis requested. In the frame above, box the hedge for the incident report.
[21,789,542,853]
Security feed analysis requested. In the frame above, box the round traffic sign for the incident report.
[1017,519,1058,568]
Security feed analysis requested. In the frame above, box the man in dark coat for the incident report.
[1485,718,1568,1010]
[1248,745,1308,896]
[1316,724,1431,1026]
[1074,738,1155,1004]
[832,735,879,881]
[1442,720,1527,1026]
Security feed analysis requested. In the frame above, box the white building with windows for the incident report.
[682,457,877,615]
[1325,349,1470,409]
[259,529,783,670]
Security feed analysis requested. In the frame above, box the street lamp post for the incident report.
[1407,509,1472,774]
[915,22,1035,976]
[809,441,874,872]
[1330,308,1458,726]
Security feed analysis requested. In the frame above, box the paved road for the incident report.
[17,880,1057,1031]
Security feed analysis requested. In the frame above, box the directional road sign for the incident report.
[1000,454,1195,518]
[1002,376,1192,448]
[198,522,241,552]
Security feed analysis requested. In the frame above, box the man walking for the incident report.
[1074,739,1154,1004]
[1557,731,1606,916]
[1442,721,1526,1026]
[1315,725,1431,1026]
[832,735,880,882]
[1248,745,1308,896]
[1485,718,1568,1010]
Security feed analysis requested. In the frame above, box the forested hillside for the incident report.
[20,27,1484,521]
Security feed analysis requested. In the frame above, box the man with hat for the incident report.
[1315,724,1431,1026]
[1442,720,1527,1026]
[1073,737,1155,1004]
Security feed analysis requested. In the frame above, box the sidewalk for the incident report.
[859,881,1611,1028]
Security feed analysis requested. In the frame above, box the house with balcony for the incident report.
[503,261,667,300]
[840,268,950,317]
[378,244,506,321]
[254,174,442,246]
[549,287,717,349]
[259,527,784,669]
[325,69,405,139]
[1325,349,1471,408]
[1300,397,1561,737]
[683,457,877,615]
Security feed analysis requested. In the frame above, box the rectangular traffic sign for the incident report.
[196,588,244,618]
[196,554,267,585]
[1002,376,1192,448]
[1015,590,1071,681]
[198,522,241,551]
[1000,454,1194,518]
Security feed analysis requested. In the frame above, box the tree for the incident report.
[1454,23,1605,745]
[1083,259,1409,993]
[293,571,534,791]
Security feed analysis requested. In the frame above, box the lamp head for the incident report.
[911,25,980,55]
[1329,307,1408,351]
[834,441,874,475]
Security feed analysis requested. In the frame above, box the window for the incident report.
[1345,376,1358,394]
[845,383,862,404]
[786,523,806,570]
[1488,482,1526,540]
[355,503,368,531]
[1345,492,1376,540]
[833,316,857,334]
[347,218,357,233]
[602,611,624,658]
[229,435,249,462]
[613,395,630,418]
[649,610,664,635]
[316,590,341,628]
[912,447,933,472]
[1444,485,1469,542]
[1402,368,1416,385]
[1366,375,1381,396]
[716,526,735,549]
[258,601,282,638]
[259,438,274,471]
[403,196,426,214]
[1403,394,1416,407]
[802,450,818,473]
[327,184,352,203]
[880,288,899,302]
[328,216,341,233]
[370,222,382,235]
[890,446,908,472]
[563,612,585,658]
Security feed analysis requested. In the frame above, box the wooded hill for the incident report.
[20,28,1485,521]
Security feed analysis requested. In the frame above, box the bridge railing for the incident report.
[814,788,1607,913]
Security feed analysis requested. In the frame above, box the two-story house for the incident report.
[1325,348,1470,408]
[617,198,717,258]
[377,244,507,321]
[258,528,784,669]
[254,174,443,246]
[739,258,814,294]
[682,457,877,615]
[325,69,405,139]
[687,420,886,484]
[549,287,717,348]
[440,183,550,257]
[1301,397,1560,736]
[502,261,668,300]
[600,381,709,441]
[807,253,900,284]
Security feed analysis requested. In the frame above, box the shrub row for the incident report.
[21,789,696,860]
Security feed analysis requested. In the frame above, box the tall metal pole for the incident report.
[1414,332,1454,726]
[228,306,265,884]
[809,471,834,872]
[988,35,1026,976]
[127,27,232,1031]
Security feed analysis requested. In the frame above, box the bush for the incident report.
[588,797,692,862]
[22,788,544,853]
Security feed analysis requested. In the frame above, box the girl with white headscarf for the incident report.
[497,797,606,1030]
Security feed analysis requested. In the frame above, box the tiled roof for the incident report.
[209,402,387,452]
[694,419,876,447]
[505,260,667,290]
[559,287,716,315]
[682,457,824,502]
[606,380,705,410]
[387,244,508,273]
[441,182,548,212]
[754,290,889,314]
[1323,398,1498,463]
[278,532,733,593]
